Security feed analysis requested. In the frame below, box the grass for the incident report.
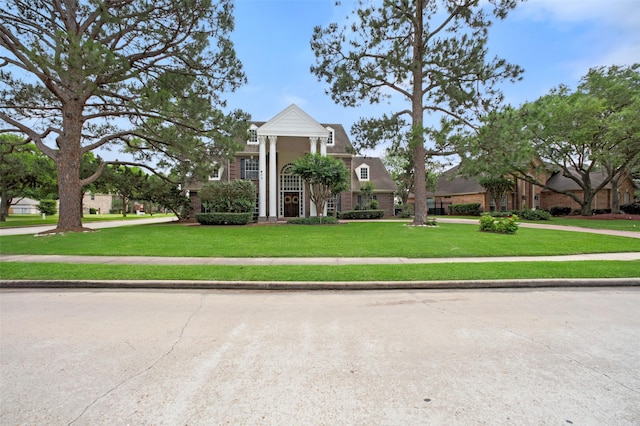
[1,221,638,282]
[441,215,640,232]
[1,222,639,258]
[1,261,638,282]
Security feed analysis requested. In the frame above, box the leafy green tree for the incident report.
[0,135,57,221]
[292,154,349,222]
[102,166,147,217]
[311,0,523,225]
[0,0,247,232]
[383,146,441,216]
[478,176,514,212]
[141,175,191,220]
[461,64,640,216]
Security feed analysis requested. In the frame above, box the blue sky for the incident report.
[226,0,640,156]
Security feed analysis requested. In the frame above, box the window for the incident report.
[326,127,335,146]
[210,163,222,181]
[241,158,259,180]
[359,166,369,181]
[247,125,258,144]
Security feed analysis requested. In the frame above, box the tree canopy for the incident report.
[0,134,57,221]
[0,0,247,232]
[311,0,523,225]
[292,153,349,221]
[459,64,640,215]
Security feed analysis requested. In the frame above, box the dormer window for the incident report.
[247,124,258,144]
[356,164,370,181]
[326,126,335,146]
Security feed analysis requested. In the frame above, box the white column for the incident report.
[268,135,277,221]
[320,137,328,156]
[309,137,318,154]
[258,136,267,221]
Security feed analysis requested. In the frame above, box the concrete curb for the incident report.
[2,278,639,291]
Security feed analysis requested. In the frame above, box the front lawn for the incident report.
[1,222,638,258]
[0,213,174,228]
[1,260,638,282]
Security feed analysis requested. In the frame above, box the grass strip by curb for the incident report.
[1,261,638,282]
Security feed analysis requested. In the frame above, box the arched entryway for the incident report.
[280,163,304,218]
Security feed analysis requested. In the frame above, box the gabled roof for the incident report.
[429,165,485,196]
[543,170,612,192]
[352,157,397,192]
[257,104,328,138]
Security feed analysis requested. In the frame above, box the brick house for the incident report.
[188,104,397,221]
[426,162,637,214]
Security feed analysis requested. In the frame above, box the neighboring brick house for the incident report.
[188,104,397,221]
[426,163,637,214]
[82,193,113,215]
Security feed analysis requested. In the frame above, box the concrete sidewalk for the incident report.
[1,252,640,265]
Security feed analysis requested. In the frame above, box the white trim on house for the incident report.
[255,104,330,222]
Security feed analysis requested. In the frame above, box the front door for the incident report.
[284,192,299,217]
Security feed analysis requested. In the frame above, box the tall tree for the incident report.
[311,0,523,225]
[461,64,640,216]
[0,0,247,233]
[292,153,349,223]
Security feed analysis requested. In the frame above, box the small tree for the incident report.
[478,176,514,212]
[292,154,349,223]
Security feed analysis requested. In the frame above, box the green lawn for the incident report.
[1,260,638,282]
[1,222,639,258]
[1,221,638,282]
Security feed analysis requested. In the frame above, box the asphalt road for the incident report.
[1,288,638,425]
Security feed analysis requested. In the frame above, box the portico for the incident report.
[254,104,330,222]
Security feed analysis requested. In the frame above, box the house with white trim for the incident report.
[188,104,397,221]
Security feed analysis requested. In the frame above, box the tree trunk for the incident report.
[0,189,9,222]
[610,174,621,214]
[580,192,594,216]
[51,101,88,233]
[55,147,85,231]
[411,0,427,226]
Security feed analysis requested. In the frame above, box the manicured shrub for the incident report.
[195,212,252,225]
[479,213,519,234]
[491,209,550,221]
[338,210,385,220]
[287,216,339,225]
[199,180,255,213]
[89,207,97,214]
[37,199,57,216]
[450,203,482,216]
[516,209,551,221]
[621,203,640,215]
[591,208,611,215]
[550,206,571,216]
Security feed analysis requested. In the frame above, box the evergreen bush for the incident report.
[550,206,571,216]
[37,199,57,216]
[450,203,482,216]
[195,212,252,225]
[338,210,385,220]
[287,216,339,225]
[199,180,255,213]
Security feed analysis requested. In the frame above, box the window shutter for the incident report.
[240,159,246,179]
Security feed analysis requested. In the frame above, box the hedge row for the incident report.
[195,212,252,225]
[449,203,482,216]
[490,209,551,221]
[287,216,339,225]
[338,210,385,220]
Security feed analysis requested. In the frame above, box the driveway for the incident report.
[1,288,638,425]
